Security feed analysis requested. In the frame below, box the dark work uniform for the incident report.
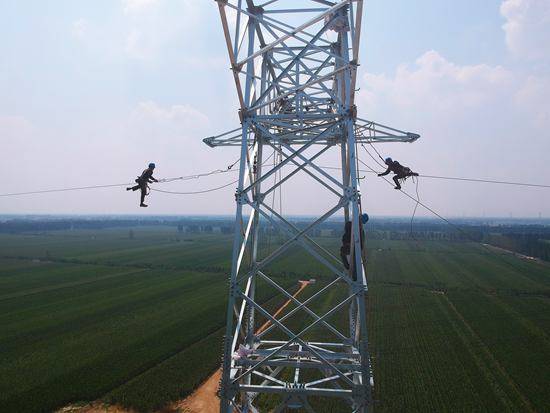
[378,160,417,189]
[130,168,157,204]
[340,220,365,279]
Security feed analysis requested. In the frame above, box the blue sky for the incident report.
[1,0,549,217]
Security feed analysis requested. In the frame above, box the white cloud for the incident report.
[122,0,159,15]
[123,101,211,161]
[360,50,513,120]
[0,116,56,195]
[125,29,148,60]
[515,75,550,125]
[133,101,209,127]
[0,115,33,136]
[122,0,203,61]
[71,18,88,38]
[501,0,550,60]
[71,1,204,61]
[355,49,550,217]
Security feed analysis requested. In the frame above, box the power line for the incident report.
[358,143,550,189]
[0,153,288,199]
[361,141,386,167]
[358,157,537,277]
[357,158,460,230]
[0,183,131,197]
[321,164,550,190]
[418,174,550,189]
[0,159,241,198]
[2,156,550,198]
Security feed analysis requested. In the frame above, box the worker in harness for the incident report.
[127,163,158,207]
[378,157,418,190]
[340,213,369,274]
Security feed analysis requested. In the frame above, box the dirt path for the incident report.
[57,404,137,413]
[482,243,546,265]
[256,280,310,334]
[172,369,221,413]
[178,280,311,413]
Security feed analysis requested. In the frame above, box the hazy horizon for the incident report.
[2,213,550,223]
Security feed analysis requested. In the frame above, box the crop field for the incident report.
[1,227,550,412]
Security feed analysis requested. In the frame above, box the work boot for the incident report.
[140,203,148,207]
[394,185,401,190]
[126,187,132,191]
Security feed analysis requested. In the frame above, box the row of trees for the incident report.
[487,233,550,261]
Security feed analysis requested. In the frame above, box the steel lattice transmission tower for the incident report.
[205,1,419,411]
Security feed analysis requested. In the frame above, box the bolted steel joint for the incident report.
[235,190,249,205]
[353,282,367,294]
[350,104,358,119]
[229,281,240,294]
[218,379,238,401]
[247,4,264,15]
[342,106,357,120]
[344,186,360,202]
[238,108,252,123]
[254,192,266,204]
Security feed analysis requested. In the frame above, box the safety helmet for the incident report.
[361,213,369,224]
[149,163,156,169]
[385,157,392,164]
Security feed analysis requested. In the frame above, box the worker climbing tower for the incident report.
[205,1,419,411]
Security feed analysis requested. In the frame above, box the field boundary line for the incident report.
[443,294,536,412]
[491,295,550,348]
[372,280,550,301]
[1,254,229,274]
[0,268,148,301]
[482,243,550,268]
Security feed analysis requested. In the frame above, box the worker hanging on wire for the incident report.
[378,157,418,190]
[127,163,158,207]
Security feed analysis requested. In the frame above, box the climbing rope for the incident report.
[2,151,550,198]
[358,157,533,276]
[151,180,239,195]
[321,162,550,191]
[410,176,420,238]
[363,141,386,167]
[157,158,240,183]
[358,158,475,237]
[361,144,385,169]
[0,158,241,198]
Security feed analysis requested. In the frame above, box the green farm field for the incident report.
[1,227,550,412]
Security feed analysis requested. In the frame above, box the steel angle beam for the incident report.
[206,1,420,411]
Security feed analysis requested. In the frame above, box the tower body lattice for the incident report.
[206,1,418,411]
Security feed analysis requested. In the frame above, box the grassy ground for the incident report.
[368,240,550,413]
[1,229,549,412]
